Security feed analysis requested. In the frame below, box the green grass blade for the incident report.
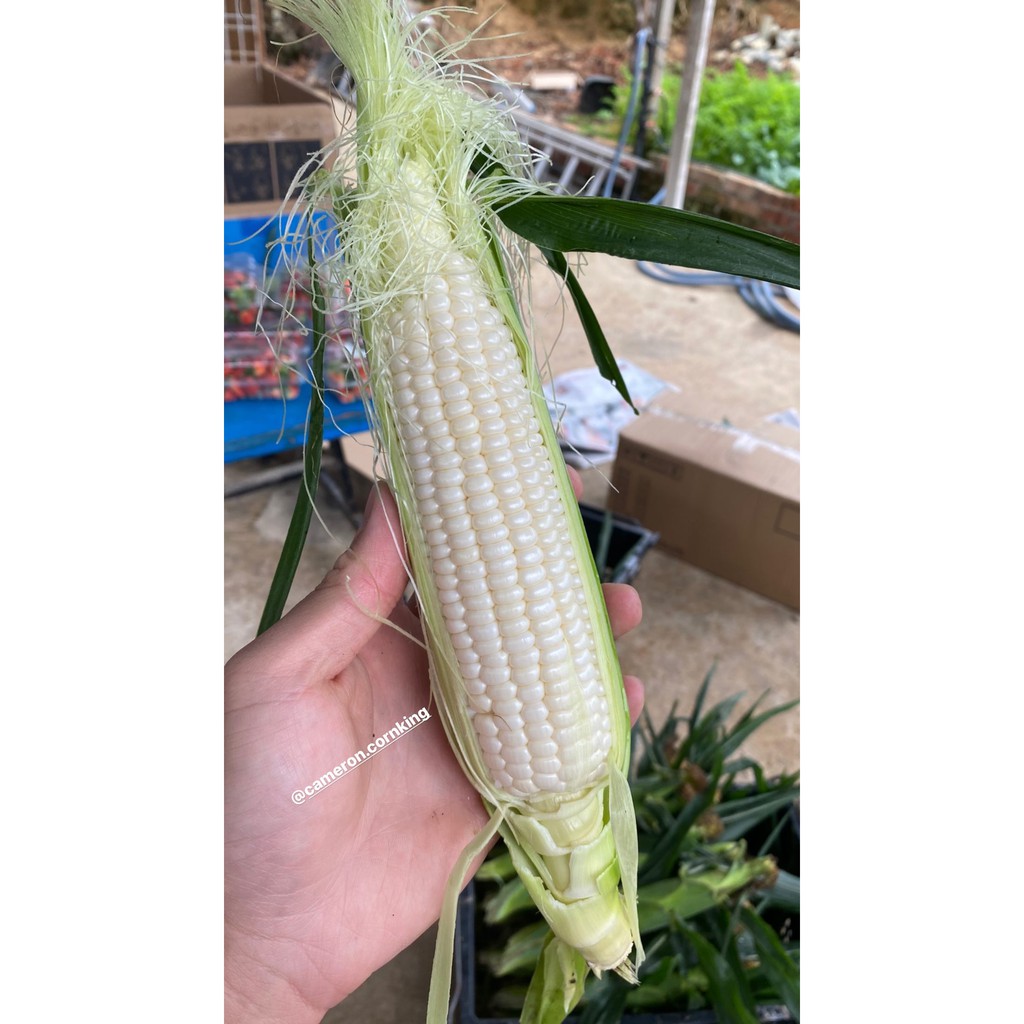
[498,195,799,289]
[258,240,327,636]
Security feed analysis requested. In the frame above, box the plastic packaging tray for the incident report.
[224,331,306,402]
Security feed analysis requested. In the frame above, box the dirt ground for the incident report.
[415,0,800,119]
[273,0,800,125]
[419,0,799,69]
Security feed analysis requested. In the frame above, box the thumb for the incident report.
[238,483,412,687]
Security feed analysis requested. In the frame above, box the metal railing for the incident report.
[510,110,654,200]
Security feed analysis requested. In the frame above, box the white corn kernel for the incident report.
[384,254,612,800]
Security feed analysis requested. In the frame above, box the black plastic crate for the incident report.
[578,503,659,585]
[454,883,792,1024]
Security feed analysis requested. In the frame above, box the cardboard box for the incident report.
[527,70,581,92]
[609,391,800,609]
[224,64,336,206]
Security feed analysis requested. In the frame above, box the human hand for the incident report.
[225,472,645,1023]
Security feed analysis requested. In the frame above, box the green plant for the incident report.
[468,668,800,1022]
[688,62,800,194]
[576,61,800,194]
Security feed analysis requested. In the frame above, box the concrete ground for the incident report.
[224,249,799,1023]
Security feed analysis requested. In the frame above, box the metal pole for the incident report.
[662,0,716,210]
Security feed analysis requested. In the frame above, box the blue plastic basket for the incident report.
[224,208,341,272]
[223,211,372,462]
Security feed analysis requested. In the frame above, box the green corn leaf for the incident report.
[636,700,680,773]
[622,955,709,1010]
[329,181,358,225]
[750,801,798,858]
[498,195,799,289]
[637,790,682,834]
[475,851,517,884]
[483,876,535,925]
[689,664,717,732]
[628,775,674,803]
[258,240,327,635]
[681,926,761,1024]
[484,920,552,978]
[757,868,800,913]
[717,789,800,842]
[701,691,749,732]
[538,246,637,412]
[639,753,723,885]
[721,911,762,1013]
[519,933,589,1024]
[740,905,800,1020]
[640,852,780,932]
[636,875,727,932]
[578,978,629,1024]
[719,698,800,761]
[488,984,533,1013]
[677,692,749,767]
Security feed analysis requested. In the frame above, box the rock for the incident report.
[776,29,801,55]
[724,19,799,74]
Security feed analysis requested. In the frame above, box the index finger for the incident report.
[567,464,583,500]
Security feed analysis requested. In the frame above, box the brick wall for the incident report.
[684,162,800,244]
[640,159,800,244]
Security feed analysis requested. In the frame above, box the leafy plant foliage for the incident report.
[469,668,800,1023]
[685,63,800,194]
[577,62,800,194]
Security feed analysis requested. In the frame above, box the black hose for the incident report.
[635,258,800,332]
[737,279,800,332]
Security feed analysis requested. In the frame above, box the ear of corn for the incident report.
[268,1,643,1019]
